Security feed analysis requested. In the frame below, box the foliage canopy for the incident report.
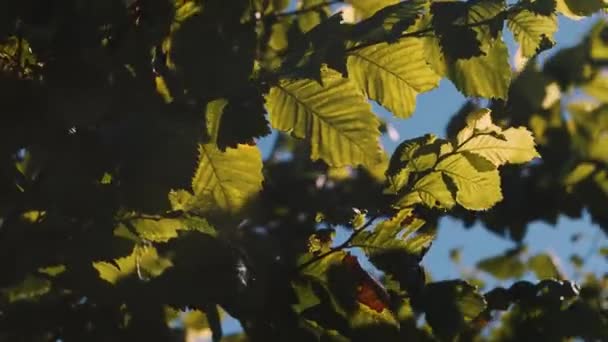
[0,0,607,341]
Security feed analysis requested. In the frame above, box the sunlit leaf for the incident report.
[347,0,400,19]
[1,275,51,303]
[298,0,331,33]
[436,154,503,210]
[93,245,173,284]
[347,38,440,118]
[447,38,512,99]
[477,247,527,280]
[155,75,174,103]
[508,9,557,57]
[527,253,563,280]
[583,74,608,102]
[38,264,67,277]
[266,66,382,167]
[403,171,456,209]
[190,144,263,213]
[458,128,540,167]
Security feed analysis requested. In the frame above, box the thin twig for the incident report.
[297,214,380,271]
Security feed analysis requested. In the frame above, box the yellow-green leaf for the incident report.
[1,275,51,303]
[128,218,182,242]
[93,245,173,284]
[507,10,557,57]
[455,108,501,146]
[583,74,608,102]
[298,0,331,33]
[347,0,400,19]
[527,253,563,280]
[155,75,173,103]
[347,38,440,118]
[447,38,512,99]
[191,144,263,213]
[458,127,540,167]
[401,171,456,209]
[436,154,503,210]
[266,67,382,167]
[204,98,229,143]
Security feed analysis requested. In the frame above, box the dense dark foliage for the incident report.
[0,0,606,341]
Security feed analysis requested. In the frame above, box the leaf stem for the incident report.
[297,214,379,271]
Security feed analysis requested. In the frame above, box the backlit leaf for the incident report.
[508,9,557,57]
[93,245,173,285]
[477,247,527,280]
[447,38,512,99]
[1,275,51,303]
[266,67,382,167]
[458,128,540,167]
[403,171,456,209]
[298,0,331,33]
[347,0,400,19]
[191,144,263,213]
[436,154,503,210]
[347,38,440,118]
[527,253,563,280]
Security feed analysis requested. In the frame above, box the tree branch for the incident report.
[297,214,379,271]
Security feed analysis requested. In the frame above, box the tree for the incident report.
[0,0,606,341]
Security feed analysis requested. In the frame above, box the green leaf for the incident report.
[458,128,540,167]
[583,74,608,102]
[93,245,173,284]
[351,0,429,42]
[527,253,563,279]
[204,98,229,143]
[455,108,502,146]
[455,108,539,166]
[352,208,433,256]
[1,275,51,303]
[385,135,440,194]
[38,264,67,277]
[476,247,527,280]
[563,162,596,188]
[527,0,558,15]
[347,38,440,118]
[436,153,503,210]
[402,171,456,209]
[424,32,512,98]
[556,0,607,19]
[292,280,321,313]
[173,0,203,22]
[298,0,331,33]
[124,216,216,243]
[190,144,263,213]
[155,76,174,103]
[447,38,512,99]
[507,9,557,57]
[423,280,487,340]
[129,218,183,242]
[266,67,382,167]
[347,0,401,19]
